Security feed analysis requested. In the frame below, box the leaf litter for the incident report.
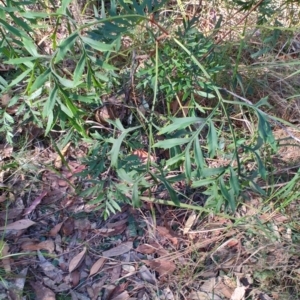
[1,135,299,299]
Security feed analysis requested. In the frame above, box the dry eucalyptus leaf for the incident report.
[49,221,64,237]
[62,218,75,236]
[230,286,246,300]
[21,239,55,253]
[0,241,11,272]
[69,247,87,273]
[111,291,130,300]
[156,226,178,245]
[89,257,106,277]
[183,212,196,234]
[23,191,47,216]
[54,142,71,169]
[102,241,133,258]
[38,250,63,282]
[30,281,56,300]
[136,243,160,254]
[70,270,80,287]
[138,265,156,285]
[144,259,176,276]
[0,219,36,231]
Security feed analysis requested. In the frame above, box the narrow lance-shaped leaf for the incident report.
[57,0,73,14]
[132,181,141,208]
[22,38,40,57]
[159,117,205,135]
[229,166,240,195]
[108,132,127,167]
[81,36,114,52]
[73,53,86,84]
[185,145,191,185]
[207,119,217,158]
[219,177,236,211]
[29,68,51,93]
[157,174,180,206]
[10,14,33,32]
[54,32,78,64]
[153,138,190,149]
[0,18,27,38]
[194,140,205,170]
[45,111,54,135]
[7,69,32,90]
[43,84,58,118]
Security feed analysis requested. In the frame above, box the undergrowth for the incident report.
[1,0,300,298]
[0,1,300,218]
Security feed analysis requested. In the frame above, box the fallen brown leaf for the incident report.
[156,226,178,246]
[54,142,71,169]
[102,241,133,257]
[69,247,87,273]
[61,218,75,236]
[89,257,107,277]
[0,241,11,272]
[70,270,80,287]
[136,243,160,254]
[183,212,196,234]
[139,265,156,285]
[132,149,155,163]
[21,239,55,253]
[110,264,122,282]
[111,291,129,300]
[230,286,246,300]
[0,219,36,231]
[49,221,64,237]
[144,259,176,276]
[30,281,56,300]
[23,191,48,216]
[107,282,128,300]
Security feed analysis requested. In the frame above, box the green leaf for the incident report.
[56,98,73,118]
[157,174,180,206]
[117,169,134,184]
[20,11,49,18]
[165,152,184,167]
[108,132,127,167]
[229,167,240,195]
[22,38,40,57]
[56,0,73,14]
[0,18,27,38]
[219,177,236,211]
[185,147,191,184]
[45,111,54,135]
[192,178,216,188]
[158,117,205,135]
[73,53,86,84]
[5,57,38,64]
[29,68,51,93]
[54,32,78,63]
[43,84,58,118]
[10,14,33,32]
[153,138,190,149]
[132,181,141,208]
[194,140,205,170]
[201,167,226,177]
[207,120,217,158]
[81,36,114,52]
[53,72,77,88]
[7,68,31,89]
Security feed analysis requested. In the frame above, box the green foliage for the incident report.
[0,0,297,218]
